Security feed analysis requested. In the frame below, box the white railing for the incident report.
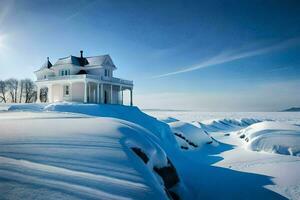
[39,74,87,81]
[101,76,133,85]
[37,74,133,85]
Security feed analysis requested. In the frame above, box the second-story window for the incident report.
[64,85,70,96]
[60,69,70,76]
[105,69,110,77]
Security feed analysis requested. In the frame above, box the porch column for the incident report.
[110,84,113,104]
[97,83,100,104]
[36,85,40,103]
[121,90,124,105]
[130,88,133,106]
[100,84,104,103]
[84,81,87,103]
[88,83,91,103]
[48,85,52,103]
[120,86,123,105]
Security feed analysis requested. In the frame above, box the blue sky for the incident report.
[0,0,300,111]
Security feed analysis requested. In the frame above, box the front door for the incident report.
[104,91,108,104]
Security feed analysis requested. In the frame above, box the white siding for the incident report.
[52,84,63,102]
[72,82,84,102]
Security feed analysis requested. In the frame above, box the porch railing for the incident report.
[37,74,133,86]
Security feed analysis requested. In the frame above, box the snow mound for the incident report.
[7,104,45,111]
[238,121,300,156]
[197,118,262,132]
[0,111,177,200]
[168,121,217,150]
[11,103,178,149]
[159,117,179,123]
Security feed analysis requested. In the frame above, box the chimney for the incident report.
[80,50,83,58]
[47,57,49,61]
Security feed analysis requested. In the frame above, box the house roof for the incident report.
[53,54,116,68]
[54,56,88,66]
[36,54,116,73]
[37,58,53,71]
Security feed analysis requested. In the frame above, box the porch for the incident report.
[36,75,133,105]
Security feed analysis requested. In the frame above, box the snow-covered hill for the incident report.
[237,121,300,156]
[0,104,186,200]
[1,104,300,199]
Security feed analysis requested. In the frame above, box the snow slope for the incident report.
[146,110,300,124]
[196,118,261,132]
[149,110,300,200]
[2,105,300,200]
[167,121,217,150]
[44,103,178,148]
[237,121,300,156]
[0,104,187,200]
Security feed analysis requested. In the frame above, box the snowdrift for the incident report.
[7,103,178,149]
[197,118,261,132]
[44,103,177,147]
[159,117,180,123]
[7,103,44,111]
[238,121,300,156]
[168,121,217,150]
[0,107,184,199]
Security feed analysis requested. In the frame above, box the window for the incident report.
[105,69,111,77]
[60,69,70,76]
[44,75,47,79]
[64,85,70,96]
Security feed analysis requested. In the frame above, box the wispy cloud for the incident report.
[63,0,99,23]
[153,37,300,78]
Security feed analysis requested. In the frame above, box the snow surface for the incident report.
[146,110,300,125]
[237,121,300,156]
[0,112,173,199]
[167,121,217,149]
[1,105,300,200]
[149,110,300,200]
[196,118,262,132]
[0,104,184,200]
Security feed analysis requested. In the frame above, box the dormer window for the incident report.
[105,69,109,77]
[60,69,71,76]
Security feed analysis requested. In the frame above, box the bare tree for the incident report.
[0,80,7,103]
[19,79,26,103]
[40,87,48,103]
[6,78,18,103]
[24,79,36,103]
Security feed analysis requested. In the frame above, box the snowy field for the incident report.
[147,110,300,200]
[144,110,300,124]
[0,104,300,199]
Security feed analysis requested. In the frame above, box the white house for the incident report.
[34,51,133,105]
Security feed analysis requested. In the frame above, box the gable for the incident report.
[85,55,116,69]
